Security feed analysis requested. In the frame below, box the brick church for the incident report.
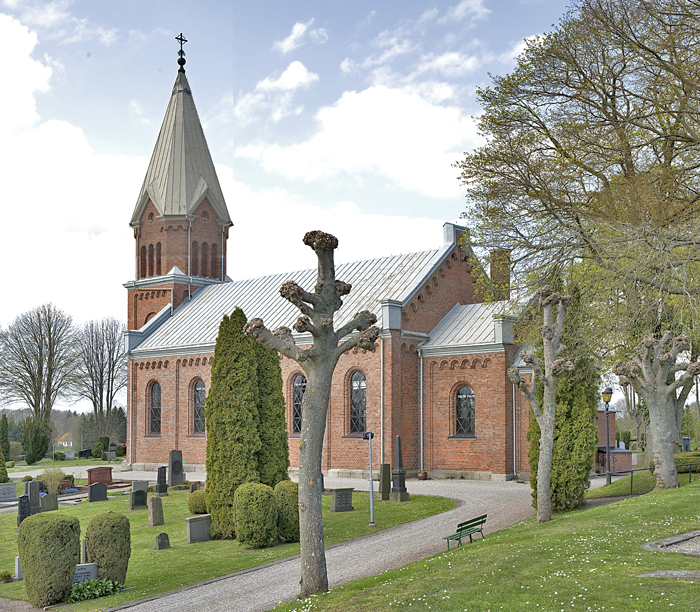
[124,55,532,481]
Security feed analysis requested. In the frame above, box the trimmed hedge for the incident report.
[18,513,80,607]
[9,441,22,462]
[116,445,125,457]
[275,480,300,543]
[5,461,14,468]
[85,513,131,584]
[92,442,104,459]
[98,436,110,452]
[234,482,277,548]
[672,452,700,473]
[0,449,8,483]
[52,450,66,461]
[188,490,208,514]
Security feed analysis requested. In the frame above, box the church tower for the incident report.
[125,34,231,331]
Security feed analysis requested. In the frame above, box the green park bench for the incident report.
[443,514,487,550]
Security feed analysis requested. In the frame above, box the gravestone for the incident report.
[78,449,92,459]
[40,494,58,512]
[14,557,22,581]
[185,514,212,543]
[88,482,107,502]
[149,496,164,526]
[390,435,409,502]
[65,451,75,459]
[189,482,198,493]
[72,563,98,584]
[17,495,29,528]
[132,480,149,492]
[82,539,87,564]
[156,533,170,550]
[156,466,168,497]
[378,463,391,501]
[169,450,184,487]
[330,488,354,512]
[0,482,17,502]
[108,450,116,460]
[130,490,148,511]
[87,466,113,485]
[24,481,41,515]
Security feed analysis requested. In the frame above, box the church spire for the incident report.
[176,32,187,73]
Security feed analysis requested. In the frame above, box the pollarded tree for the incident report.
[508,286,573,523]
[205,308,261,539]
[244,231,379,598]
[613,332,700,489]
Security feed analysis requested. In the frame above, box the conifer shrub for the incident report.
[18,513,80,607]
[85,513,131,584]
[188,490,208,514]
[234,482,277,548]
[98,436,110,452]
[275,480,300,543]
[52,451,66,461]
[116,445,125,457]
[0,449,8,483]
[21,416,51,465]
[10,440,22,462]
[5,461,14,468]
[23,475,33,481]
[101,452,108,461]
[92,442,104,459]
[0,414,9,464]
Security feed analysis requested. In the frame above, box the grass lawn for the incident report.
[275,484,700,612]
[586,469,700,499]
[0,490,454,611]
[7,458,123,472]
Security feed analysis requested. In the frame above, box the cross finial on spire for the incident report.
[176,33,188,73]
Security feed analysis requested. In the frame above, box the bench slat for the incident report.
[443,514,487,550]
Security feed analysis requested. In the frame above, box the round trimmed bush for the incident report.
[101,451,108,461]
[85,513,131,584]
[18,512,80,607]
[23,475,33,482]
[5,461,14,468]
[188,490,207,514]
[234,482,277,548]
[52,450,66,461]
[274,480,300,543]
[92,442,104,459]
[116,445,125,457]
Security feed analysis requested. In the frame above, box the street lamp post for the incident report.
[602,387,613,486]
[363,431,376,526]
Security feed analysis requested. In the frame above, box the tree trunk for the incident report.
[646,392,679,488]
[535,383,556,523]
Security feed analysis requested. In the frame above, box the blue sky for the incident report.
[0,0,568,328]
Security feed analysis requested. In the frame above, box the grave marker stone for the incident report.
[88,482,107,502]
[156,533,170,550]
[132,480,149,492]
[390,435,409,502]
[87,466,113,485]
[65,451,75,459]
[185,514,212,543]
[330,488,354,512]
[0,482,17,502]
[169,450,184,487]
[40,494,58,512]
[72,563,98,584]
[82,539,87,564]
[16,495,29,528]
[24,481,41,515]
[189,482,198,493]
[130,490,148,511]
[149,496,164,526]
[14,556,22,581]
[378,463,391,501]
[156,466,168,496]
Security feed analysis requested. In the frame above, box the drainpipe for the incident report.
[419,346,424,472]
[512,383,517,476]
[187,218,192,299]
[380,337,384,463]
[134,229,139,280]
[128,359,136,467]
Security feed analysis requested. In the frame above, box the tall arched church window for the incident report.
[201,242,209,278]
[292,374,306,434]
[211,243,219,279]
[193,379,206,434]
[455,386,475,436]
[155,242,162,276]
[148,244,154,277]
[350,371,366,434]
[191,242,199,276]
[140,245,147,279]
[150,382,161,434]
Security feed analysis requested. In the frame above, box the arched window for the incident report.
[149,382,161,434]
[148,244,154,277]
[292,374,306,434]
[191,242,199,276]
[350,371,366,434]
[193,379,206,434]
[201,242,209,278]
[211,243,219,279]
[140,245,147,279]
[155,242,162,276]
[455,386,475,436]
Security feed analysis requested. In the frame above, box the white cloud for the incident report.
[256,61,319,92]
[439,0,491,24]
[129,100,151,125]
[498,35,541,64]
[416,51,480,77]
[361,36,414,69]
[236,85,481,199]
[273,18,328,54]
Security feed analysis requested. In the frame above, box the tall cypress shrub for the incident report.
[205,308,262,539]
[527,358,599,510]
[0,414,10,462]
[255,342,290,488]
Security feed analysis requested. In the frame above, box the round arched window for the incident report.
[292,374,306,434]
[455,386,475,436]
[193,380,206,433]
[350,371,366,433]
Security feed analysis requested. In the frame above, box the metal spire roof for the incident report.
[130,67,230,226]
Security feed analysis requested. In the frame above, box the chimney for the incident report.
[490,249,511,300]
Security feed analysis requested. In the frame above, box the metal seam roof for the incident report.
[421,302,510,349]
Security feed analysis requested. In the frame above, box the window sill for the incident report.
[187,434,206,439]
[342,433,365,439]
[145,435,161,439]
[448,434,476,440]
[288,433,301,438]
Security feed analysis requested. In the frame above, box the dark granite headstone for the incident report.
[390,435,409,502]
[185,515,212,543]
[78,448,92,459]
[0,482,17,502]
[156,466,168,496]
[169,450,184,487]
[130,489,148,511]
[189,482,198,493]
[330,488,354,512]
[24,481,41,515]
[132,480,149,492]
[82,539,87,563]
[17,495,30,528]
[40,494,58,512]
[378,463,391,501]
[88,482,107,502]
[156,532,170,550]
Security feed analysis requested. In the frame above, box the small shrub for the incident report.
[23,475,33,482]
[188,490,207,514]
[0,570,12,583]
[64,473,75,485]
[85,513,131,584]
[274,480,300,543]
[39,466,65,495]
[98,436,110,452]
[0,449,8,483]
[67,578,122,603]
[9,441,23,462]
[168,482,192,491]
[18,513,80,607]
[672,452,700,473]
[92,442,104,459]
[6,461,15,468]
[116,445,125,457]
[234,482,277,548]
[52,450,66,461]
[101,451,108,461]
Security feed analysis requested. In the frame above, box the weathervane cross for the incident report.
[176,33,188,72]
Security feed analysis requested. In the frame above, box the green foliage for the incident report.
[681,407,700,441]
[38,466,64,495]
[20,416,50,465]
[17,512,80,607]
[9,441,22,462]
[275,480,300,543]
[116,444,125,457]
[205,308,262,539]
[0,449,8,483]
[5,461,15,468]
[255,343,290,488]
[234,482,277,548]
[0,570,11,583]
[92,442,104,459]
[101,451,108,461]
[67,578,123,603]
[668,452,700,474]
[188,490,207,514]
[0,414,9,463]
[98,435,110,451]
[52,450,66,461]
[528,359,599,510]
[85,512,131,584]
[22,475,33,482]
